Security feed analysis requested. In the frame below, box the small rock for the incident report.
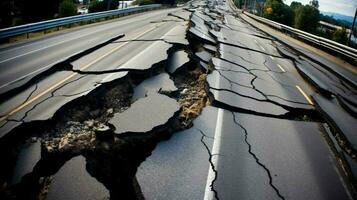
[181,88,188,94]
[107,108,114,115]
[46,146,53,152]
[94,125,114,142]
[58,138,68,150]
[30,137,37,143]
[84,120,95,128]
[192,96,200,100]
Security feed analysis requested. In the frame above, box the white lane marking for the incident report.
[0,9,171,63]
[0,23,158,89]
[269,55,275,60]
[296,85,314,105]
[0,61,55,90]
[277,63,286,72]
[259,45,265,52]
[203,108,224,200]
[0,33,97,64]
[253,39,266,51]
[103,24,176,83]
[0,24,162,122]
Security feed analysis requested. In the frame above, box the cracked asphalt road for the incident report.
[0,0,356,199]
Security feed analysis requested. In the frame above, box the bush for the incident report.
[59,0,77,17]
[89,0,119,13]
[333,28,348,44]
[89,0,105,13]
[133,0,155,5]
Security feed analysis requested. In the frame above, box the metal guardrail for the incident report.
[244,12,357,62]
[0,4,162,39]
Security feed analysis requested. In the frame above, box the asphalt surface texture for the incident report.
[0,0,356,200]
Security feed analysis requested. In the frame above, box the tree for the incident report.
[290,1,302,12]
[310,0,319,9]
[18,0,61,22]
[294,5,320,33]
[333,28,348,44]
[0,0,13,28]
[263,0,293,26]
[89,0,118,13]
[59,0,77,17]
[133,0,155,5]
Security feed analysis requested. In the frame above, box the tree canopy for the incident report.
[294,4,320,33]
[89,0,119,13]
[59,0,77,17]
[263,0,293,26]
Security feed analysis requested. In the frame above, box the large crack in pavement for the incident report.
[9,75,88,123]
[0,15,212,199]
[2,1,355,199]
[197,129,220,200]
[0,34,125,104]
[231,112,285,200]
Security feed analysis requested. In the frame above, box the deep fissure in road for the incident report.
[0,29,212,199]
[1,1,356,199]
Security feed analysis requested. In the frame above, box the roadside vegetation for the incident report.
[235,0,356,47]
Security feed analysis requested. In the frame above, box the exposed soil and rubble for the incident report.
[0,0,356,199]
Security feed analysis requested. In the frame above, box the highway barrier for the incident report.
[243,12,357,64]
[0,4,162,39]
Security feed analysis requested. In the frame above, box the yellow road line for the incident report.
[277,64,286,72]
[296,85,314,105]
[0,24,160,123]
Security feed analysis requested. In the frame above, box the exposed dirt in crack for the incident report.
[0,36,211,200]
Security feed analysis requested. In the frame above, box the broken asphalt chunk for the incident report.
[188,27,216,45]
[136,107,218,199]
[195,50,213,64]
[118,41,172,71]
[295,60,332,96]
[11,140,41,185]
[46,156,109,200]
[313,94,357,150]
[207,70,288,116]
[0,34,125,101]
[132,73,178,101]
[168,10,191,21]
[167,50,190,74]
[203,44,217,53]
[110,94,180,134]
[162,24,189,46]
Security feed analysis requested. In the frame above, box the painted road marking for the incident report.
[296,85,314,105]
[259,45,265,52]
[203,108,223,200]
[277,64,286,72]
[0,24,161,122]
